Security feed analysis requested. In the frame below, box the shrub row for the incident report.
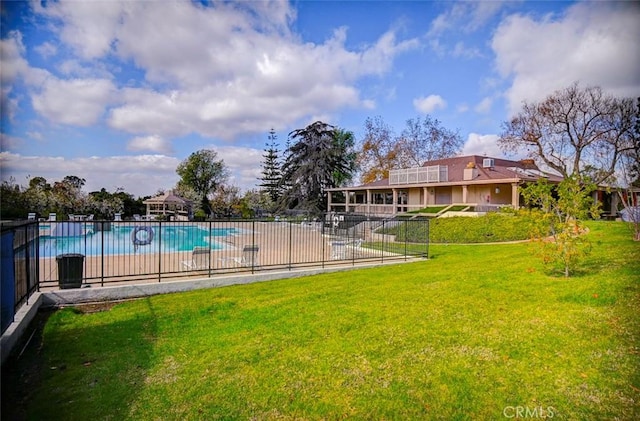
[380,210,545,243]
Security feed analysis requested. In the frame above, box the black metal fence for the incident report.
[1,221,39,334]
[35,215,429,289]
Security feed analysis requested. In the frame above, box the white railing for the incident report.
[389,165,448,185]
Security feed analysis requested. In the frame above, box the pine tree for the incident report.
[259,129,282,203]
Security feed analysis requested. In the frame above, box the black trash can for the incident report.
[56,253,84,289]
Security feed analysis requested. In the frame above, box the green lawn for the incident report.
[4,221,639,420]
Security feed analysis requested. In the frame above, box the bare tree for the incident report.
[616,97,640,240]
[499,82,636,185]
[397,115,464,168]
[356,116,400,184]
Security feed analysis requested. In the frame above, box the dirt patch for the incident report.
[63,301,120,313]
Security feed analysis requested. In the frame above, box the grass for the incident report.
[407,205,472,214]
[407,206,447,214]
[3,221,639,420]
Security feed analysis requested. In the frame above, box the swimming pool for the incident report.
[39,225,239,257]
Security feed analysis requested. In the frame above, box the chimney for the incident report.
[520,159,537,169]
[463,162,478,181]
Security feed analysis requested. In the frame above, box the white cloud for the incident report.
[361,99,376,110]
[451,41,482,59]
[492,2,640,114]
[0,145,267,196]
[34,41,57,58]
[0,133,22,151]
[127,135,173,154]
[216,146,265,192]
[32,0,125,59]
[413,95,447,114]
[461,133,504,157]
[0,152,181,197]
[26,131,44,141]
[26,1,418,142]
[0,31,29,85]
[474,97,493,114]
[1,31,29,115]
[428,2,509,37]
[32,78,117,126]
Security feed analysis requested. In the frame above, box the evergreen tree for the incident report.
[280,121,356,215]
[259,129,282,204]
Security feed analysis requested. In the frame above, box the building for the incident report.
[143,190,192,221]
[326,155,565,216]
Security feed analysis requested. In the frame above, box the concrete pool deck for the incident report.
[37,220,411,288]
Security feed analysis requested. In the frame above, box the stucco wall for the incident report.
[408,189,422,206]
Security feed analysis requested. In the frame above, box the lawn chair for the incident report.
[48,213,57,222]
[234,245,260,267]
[181,247,211,271]
[330,239,363,260]
[330,240,348,260]
[27,212,36,220]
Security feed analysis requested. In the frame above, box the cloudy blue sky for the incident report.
[1,0,639,197]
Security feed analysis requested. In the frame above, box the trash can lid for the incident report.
[56,253,85,259]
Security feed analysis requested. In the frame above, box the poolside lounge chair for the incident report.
[233,245,260,267]
[330,239,363,260]
[181,247,211,271]
[27,212,36,220]
[114,213,122,221]
[48,213,57,222]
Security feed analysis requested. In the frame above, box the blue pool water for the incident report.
[39,225,238,257]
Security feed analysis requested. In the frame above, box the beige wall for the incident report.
[414,184,515,205]
[408,189,422,207]
[463,185,512,205]
[452,187,463,203]
[491,185,512,204]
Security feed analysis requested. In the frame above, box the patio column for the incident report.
[462,185,468,204]
[327,191,333,212]
[610,192,619,214]
[344,190,350,212]
[423,187,428,207]
[392,189,398,215]
[511,182,519,209]
[367,189,371,215]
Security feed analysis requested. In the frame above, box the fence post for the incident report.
[35,222,40,294]
[101,224,105,287]
[321,217,325,269]
[381,220,386,264]
[157,221,162,282]
[1,229,15,334]
[404,220,408,261]
[251,219,256,274]
[208,220,212,277]
[288,220,293,270]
